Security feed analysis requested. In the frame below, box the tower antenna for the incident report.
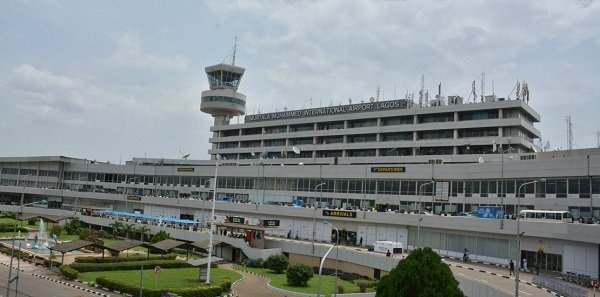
[232,36,237,66]
[419,74,424,107]
[566,115,573,150]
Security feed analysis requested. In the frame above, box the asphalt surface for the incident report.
[0,254,113,297]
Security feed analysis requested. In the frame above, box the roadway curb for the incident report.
[443,257,566,297]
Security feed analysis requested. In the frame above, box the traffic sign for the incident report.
[591,278,599,288]
[154,266,161,274]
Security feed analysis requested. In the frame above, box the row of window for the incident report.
[44,174,600,197]
[224,108,534,137]
[1,168,59,177]
[202,96,245,106]
[216,128,529,147]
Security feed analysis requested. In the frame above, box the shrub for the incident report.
[59,265,79,280]
[356,279,378,293]
[242,258,263,268]
[28,220,36,226]
[74,253,177,263]
[69,260,191,272]
[52,224,62,236]
[286,263,313,287]
[78,228,92,240]
[96,276,224,297]
[264,254,288,274]
[0,224,28,233]
[336,284,345,294]
[150,230,171,244]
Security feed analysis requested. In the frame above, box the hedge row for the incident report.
[0,245,55,267]
[74,253,177,263]
[95,276,226,297]
[70,259,192,272]
[0,225,29,233]
[60,265,79,280]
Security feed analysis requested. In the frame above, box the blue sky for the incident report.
[1,0,599,163]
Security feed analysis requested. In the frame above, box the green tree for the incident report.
[376,247,464,297]
[64,217,81,235]
[122,224,135,239]
[135,225,150,242]
[286,263,313,286]
[108,221,124,237]
[264,253,288,274]
[150,230,171,243]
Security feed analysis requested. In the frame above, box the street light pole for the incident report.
[206,154,220,284]
[313,182,326,254]
[316,242,335,297]
[498,147,512,229]
[323,221,339,297]
[6,200,46,297]
[515,179,544,297]
[417,180,435,248]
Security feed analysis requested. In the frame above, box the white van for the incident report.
[372,240,403,256]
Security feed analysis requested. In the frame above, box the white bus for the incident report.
[519,210,573,223]
[372,241,403,256]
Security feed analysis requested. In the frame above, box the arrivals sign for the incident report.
[323,210,357,218]
[177,167,195,172]
[371,167,406,173]
[127,195,142,201]
[229,216,245,224]
[245,99,410,122]
[262,219,280,228]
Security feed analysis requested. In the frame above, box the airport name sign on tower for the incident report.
[245,99,409,122]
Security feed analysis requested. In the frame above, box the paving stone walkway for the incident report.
[220,263,286,297]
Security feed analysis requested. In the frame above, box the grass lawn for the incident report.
[79,267,241,289]
[235,265,360,297]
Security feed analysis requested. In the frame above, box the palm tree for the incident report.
[135,225,150,242]
[108,221,124,238]
[123,223,135,240]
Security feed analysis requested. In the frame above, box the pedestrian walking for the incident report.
[386,250,391,257]
[509,259,515,276]
[523,258,528,272]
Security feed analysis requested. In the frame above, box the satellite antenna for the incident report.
[292,146,301,155]
[478,157,484,163]
[179,150,191,160]
[251,152,256,157]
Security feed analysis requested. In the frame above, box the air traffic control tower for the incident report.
[200,63,246,127]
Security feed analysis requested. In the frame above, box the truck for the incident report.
[372,240,403,256]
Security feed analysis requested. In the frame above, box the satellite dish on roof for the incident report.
[478,157,484,163]
[251,152,256,157]
[179,150,191,160]
[292,146,301,154]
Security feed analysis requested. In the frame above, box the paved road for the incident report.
[0,254,112,297]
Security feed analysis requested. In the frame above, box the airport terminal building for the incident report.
[1,61,598,279]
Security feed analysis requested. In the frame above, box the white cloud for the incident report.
[108,33,189,72]
[8,64,103,121]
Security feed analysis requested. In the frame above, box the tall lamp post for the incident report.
[313,182,327,253]
[498,147,512,229]
[206,154,220,284]
[6,200,46,297]
[315,240,336,297]
[417,180,435,248]
[515,178,544,297]
[323,221,339,297]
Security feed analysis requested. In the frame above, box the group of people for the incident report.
[509,258,540,275]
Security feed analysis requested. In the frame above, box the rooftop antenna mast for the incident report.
[566,115,573,150]
[480,72,485,102]
[232,36,237,66]
[376,86,380,102]
[419,74,424,107]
